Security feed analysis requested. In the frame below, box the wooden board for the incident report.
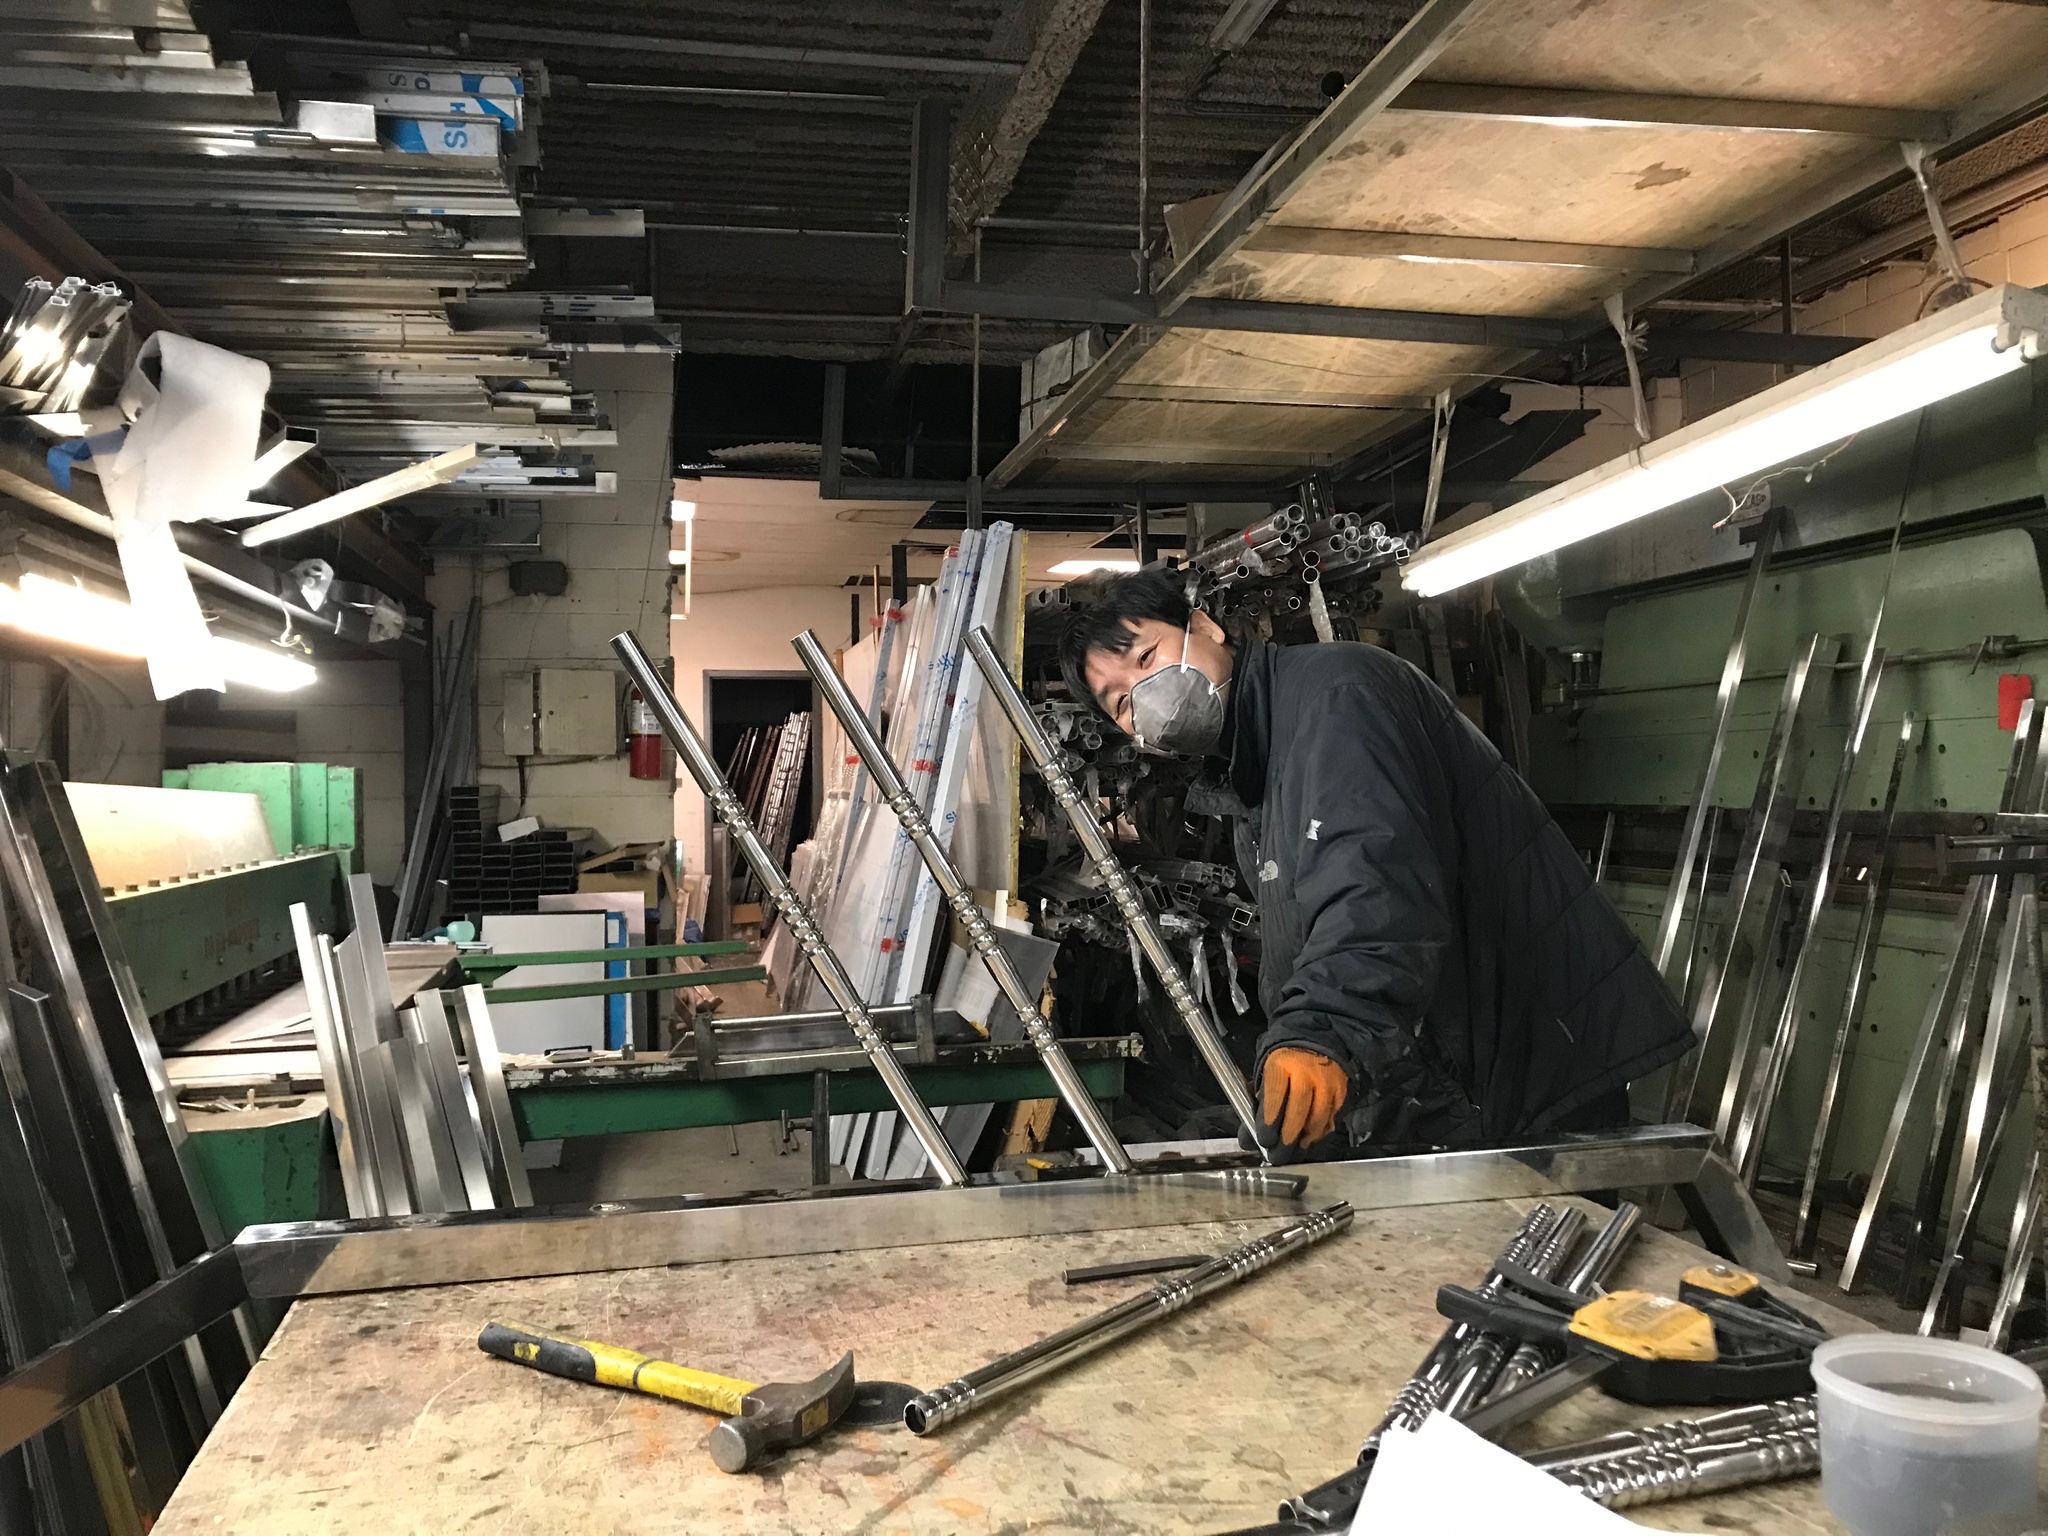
[159,1198,1887,1533]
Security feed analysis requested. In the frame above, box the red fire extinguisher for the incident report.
[626,686,665,780]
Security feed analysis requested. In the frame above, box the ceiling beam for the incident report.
[461,24,1023,77]
[1387,83,1950,140]
[948,0,1115,255]
[1639,327,1864,365]
[1104,382,1432,409]
[1031,442,1338,467]
[941,280,1580,347]
[1240,225,1694,273]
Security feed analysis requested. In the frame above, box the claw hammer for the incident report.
[478,1320,857,1472]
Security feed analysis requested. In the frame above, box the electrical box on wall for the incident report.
[536,669,615,755]
[503,670,536,756]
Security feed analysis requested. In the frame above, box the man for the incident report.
[1059,569,1692,1160]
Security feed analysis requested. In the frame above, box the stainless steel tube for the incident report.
[1527,1397,1816,1475]
[904,1203,1352,1434]
[792,629,1134,1174]
[611,632,968,1186]
[965,625,1264,1149]
[1555,1425,1820,1509]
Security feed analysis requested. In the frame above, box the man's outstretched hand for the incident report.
[1259,1046,1348,1148]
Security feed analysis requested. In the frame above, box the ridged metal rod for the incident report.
[1437,1207,1585,1417]
[904,1203,1352,1434]
[1484,1200,1645,1405]
[1555,1425,1820,1509]
[1527,1397,1815,1475]
[1277,1207,1561,1528]
[793,629,1134,1174]
[965,625,1264,1150]
[1357,1205,1557,1453]
[611,631,967,1186]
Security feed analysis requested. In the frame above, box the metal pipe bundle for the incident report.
[793,629,1134,1175]
[612,631,969,1186]
[904,1203,1352,1435]
[0,276,130,411]
[966,625,1266,1150]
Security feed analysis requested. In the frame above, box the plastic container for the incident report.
[1813,1334,2043,1536]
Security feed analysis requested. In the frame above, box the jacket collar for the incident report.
[1228,635,1274,808]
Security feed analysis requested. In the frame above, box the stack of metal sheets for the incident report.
[294,876,532,1218]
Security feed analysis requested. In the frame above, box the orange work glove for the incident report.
[1259,1046,1349,1147]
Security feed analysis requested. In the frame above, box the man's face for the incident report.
[1082,609,1232,737]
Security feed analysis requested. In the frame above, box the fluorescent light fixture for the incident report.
[1402,283,2048,598]
[1048,557,1142,577]
[240,444,480,547]
[673,503,696,617]
[0,573,317,691]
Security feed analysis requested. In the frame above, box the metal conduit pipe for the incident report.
[610,632,968,1186]
[792,629,1134,1175]
[965,625,1266,1151]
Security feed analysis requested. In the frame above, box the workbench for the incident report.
[156,1194,1874,1534]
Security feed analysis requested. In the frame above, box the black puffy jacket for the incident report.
[1224,636,1691,1151]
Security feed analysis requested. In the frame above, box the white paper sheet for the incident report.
[98,333,269,699]
[1352,1413,1706,1536]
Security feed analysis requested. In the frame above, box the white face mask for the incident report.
[1127,626,1228,757]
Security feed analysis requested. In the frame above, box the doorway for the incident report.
[703,673,817,893]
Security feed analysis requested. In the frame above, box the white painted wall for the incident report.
[427,351,676,852]
[668,584,856,876]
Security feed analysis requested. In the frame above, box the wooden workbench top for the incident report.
[159,1198,1867,1534]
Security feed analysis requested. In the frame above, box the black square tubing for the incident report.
[608,631,970,1187]
[792,629,1135,1175]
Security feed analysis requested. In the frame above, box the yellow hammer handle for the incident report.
[478,1320,759,1416]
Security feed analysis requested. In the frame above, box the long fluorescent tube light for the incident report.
[1048,557,1141,576]
[240,444,480,547]
[0,574,316,690]
[1402,283,2048,598]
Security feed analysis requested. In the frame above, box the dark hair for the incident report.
[1057,568,1193,719]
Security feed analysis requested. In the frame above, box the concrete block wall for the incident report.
[1681,190,2048,425]
[426,351,676,852]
